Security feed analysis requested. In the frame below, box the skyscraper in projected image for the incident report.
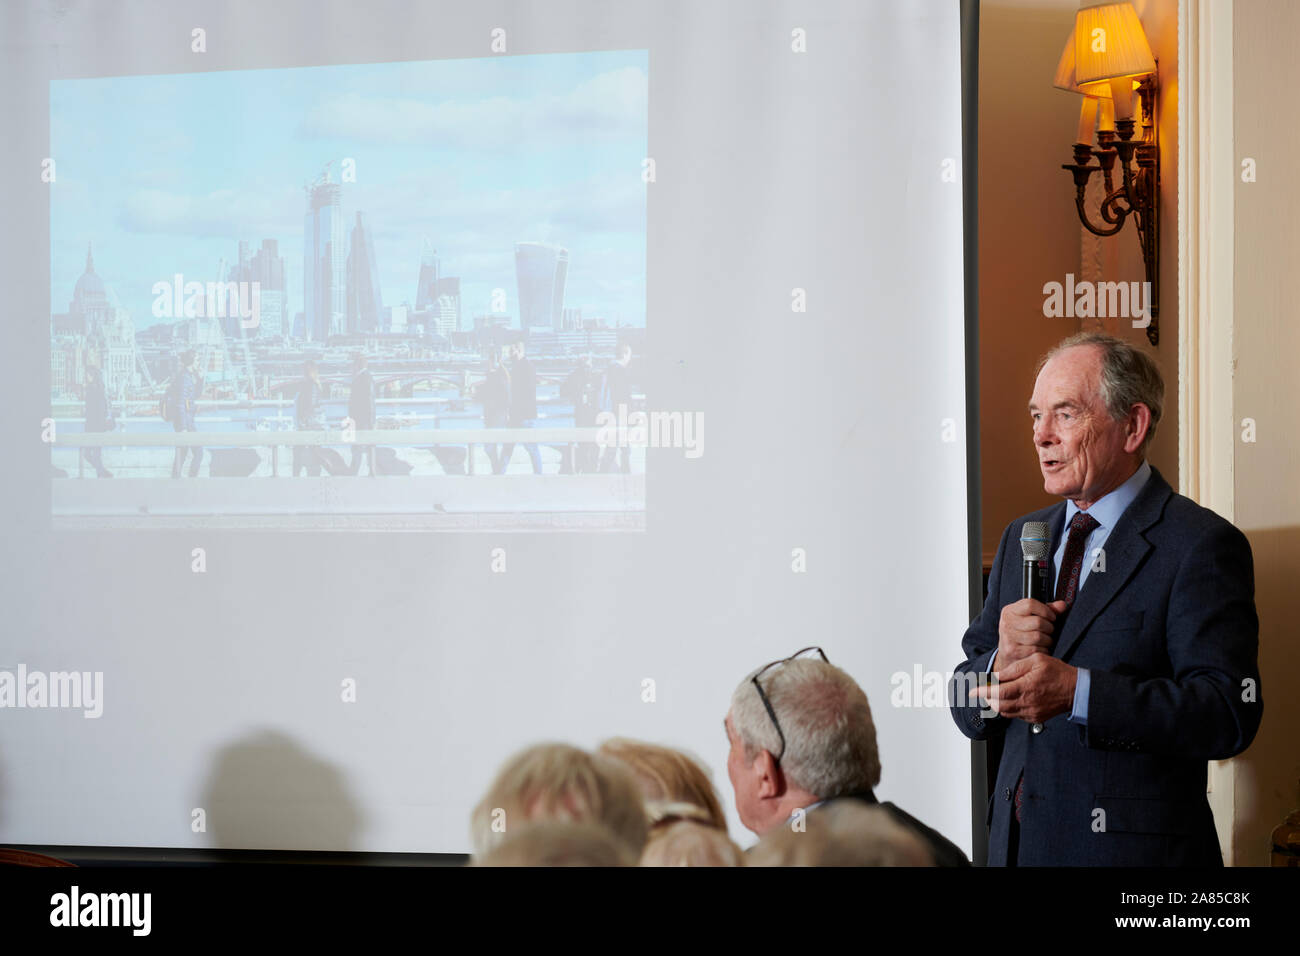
[515,241,569,330]
[415,238,440,311]
[304,171,344,342]
[415,240,462,334]
[346,212,384,334]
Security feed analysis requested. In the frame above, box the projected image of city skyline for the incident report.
[48,51,649,528]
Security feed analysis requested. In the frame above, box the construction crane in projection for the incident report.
[223,253,259,398]
[134,347,155,389]
[193,256,230,394]
[302,160,341,346]
[191,255,255,399]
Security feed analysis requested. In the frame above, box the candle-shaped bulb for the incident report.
[1077,97,1099,145]
[1098,97,1116,132]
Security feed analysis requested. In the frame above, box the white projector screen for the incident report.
[0,0,973,855]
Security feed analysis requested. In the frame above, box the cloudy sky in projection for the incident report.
[50,50,648,329]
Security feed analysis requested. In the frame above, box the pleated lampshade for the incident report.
[1052,31,1113,97]
[1073,2,1156,86]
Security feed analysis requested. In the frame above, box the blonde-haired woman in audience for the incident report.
[639,802,745,866]
[469,743,647,860]
[597,737,727,830]
[475,822,636,867]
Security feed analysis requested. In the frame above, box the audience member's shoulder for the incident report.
[876,801,970,867]
[751,800,934,867]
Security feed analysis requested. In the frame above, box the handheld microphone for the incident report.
[1020,521,1050,602]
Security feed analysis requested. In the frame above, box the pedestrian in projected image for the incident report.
[478,345,511,474]
[82,365,114,478]
[500,339,542,475]
[562,353,599,474]
[170,350,204,478]
[347,353,376,476]
[293,359,327,477]
[599,342,633,474]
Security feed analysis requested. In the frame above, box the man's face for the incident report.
[1029,345,1134,506]
[724,712,762,833]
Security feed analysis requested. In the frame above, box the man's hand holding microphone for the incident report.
[969,522,1080,724]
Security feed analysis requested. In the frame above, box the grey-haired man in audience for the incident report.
[724,648,969,866]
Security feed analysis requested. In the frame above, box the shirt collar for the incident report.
[781,798,828,827]
[1063,459,1152,532]
[781,790,880,826]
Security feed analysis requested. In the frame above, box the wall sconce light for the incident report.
[1056,1,1161,345]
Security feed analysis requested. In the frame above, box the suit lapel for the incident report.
[1052,466,1172,662]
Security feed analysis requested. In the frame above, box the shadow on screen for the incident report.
[200,729,363,852]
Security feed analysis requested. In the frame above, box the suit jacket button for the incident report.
[1031,722,1043,734]
[1003,787,1011,800]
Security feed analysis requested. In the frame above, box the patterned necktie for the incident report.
[1014,510,1101,826]
[1055,511,1101,606]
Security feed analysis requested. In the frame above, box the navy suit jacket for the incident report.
[950,466,1262,866]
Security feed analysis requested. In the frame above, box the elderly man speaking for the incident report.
[951,333,1262,866]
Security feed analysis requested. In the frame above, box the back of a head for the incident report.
[597,737,727,829]
[640,820,745,867]
[474,821,636,867]
[729,658,881,799]
[469,743,649,858]
[748,802,933,867]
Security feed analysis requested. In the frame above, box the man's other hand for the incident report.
[975,654,1079,724]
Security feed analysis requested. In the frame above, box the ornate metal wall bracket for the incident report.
[1060,68,1161,345]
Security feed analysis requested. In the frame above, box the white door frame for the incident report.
[1178,0,1238,864]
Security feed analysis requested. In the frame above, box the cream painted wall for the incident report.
[979,0,1179,564]
[1231,0,1300,865]
[979,0,1080,561]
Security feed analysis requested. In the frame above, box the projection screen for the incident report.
[0,0,974,856]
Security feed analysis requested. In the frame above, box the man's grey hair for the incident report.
[729,658,881,798]
[1036,332,1164,454]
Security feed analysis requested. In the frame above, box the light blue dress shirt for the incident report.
[990,460,1151,725]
